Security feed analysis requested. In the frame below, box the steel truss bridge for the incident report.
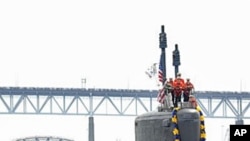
[1,87,249,141]
[15,136,73,141]
[0,87,249,119]
[15,136,74,141]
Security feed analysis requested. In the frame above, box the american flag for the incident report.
[157,87,166,104]
[158,53,164,83]
[157,53,166,104]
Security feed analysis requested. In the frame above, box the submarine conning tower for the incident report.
[135,102,201,141]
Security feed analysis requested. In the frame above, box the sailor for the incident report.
[174,72,185,84]
[188,95,198,108]
[164,78,174,106]
[183,78,194,102]
[161,78,175,109]
[173,73,185,107]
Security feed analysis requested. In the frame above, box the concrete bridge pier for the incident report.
[235,119,244,125]
[89,116,95,141]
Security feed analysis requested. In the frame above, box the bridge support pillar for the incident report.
[235,119,244,125]
[89,116,95,141]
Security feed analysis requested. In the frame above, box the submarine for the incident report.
[134,25,206,141]
[134,100,206,141]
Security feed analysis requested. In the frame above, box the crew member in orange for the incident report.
[183,78,194,102]
[173,73,185,107]
[174,72,185,84]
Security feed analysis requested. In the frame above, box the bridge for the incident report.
[0,87,249,119]
[1,87,250,141]
[15,136,73,141]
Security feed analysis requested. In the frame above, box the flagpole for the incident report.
[159,25,167,84]
[157,25,171,111]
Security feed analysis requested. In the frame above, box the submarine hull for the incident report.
[135,111,173,141]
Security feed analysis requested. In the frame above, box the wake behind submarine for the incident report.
[135,25,206,141]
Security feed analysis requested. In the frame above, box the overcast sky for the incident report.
[1,0,250,92]
[1,0,250,141]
